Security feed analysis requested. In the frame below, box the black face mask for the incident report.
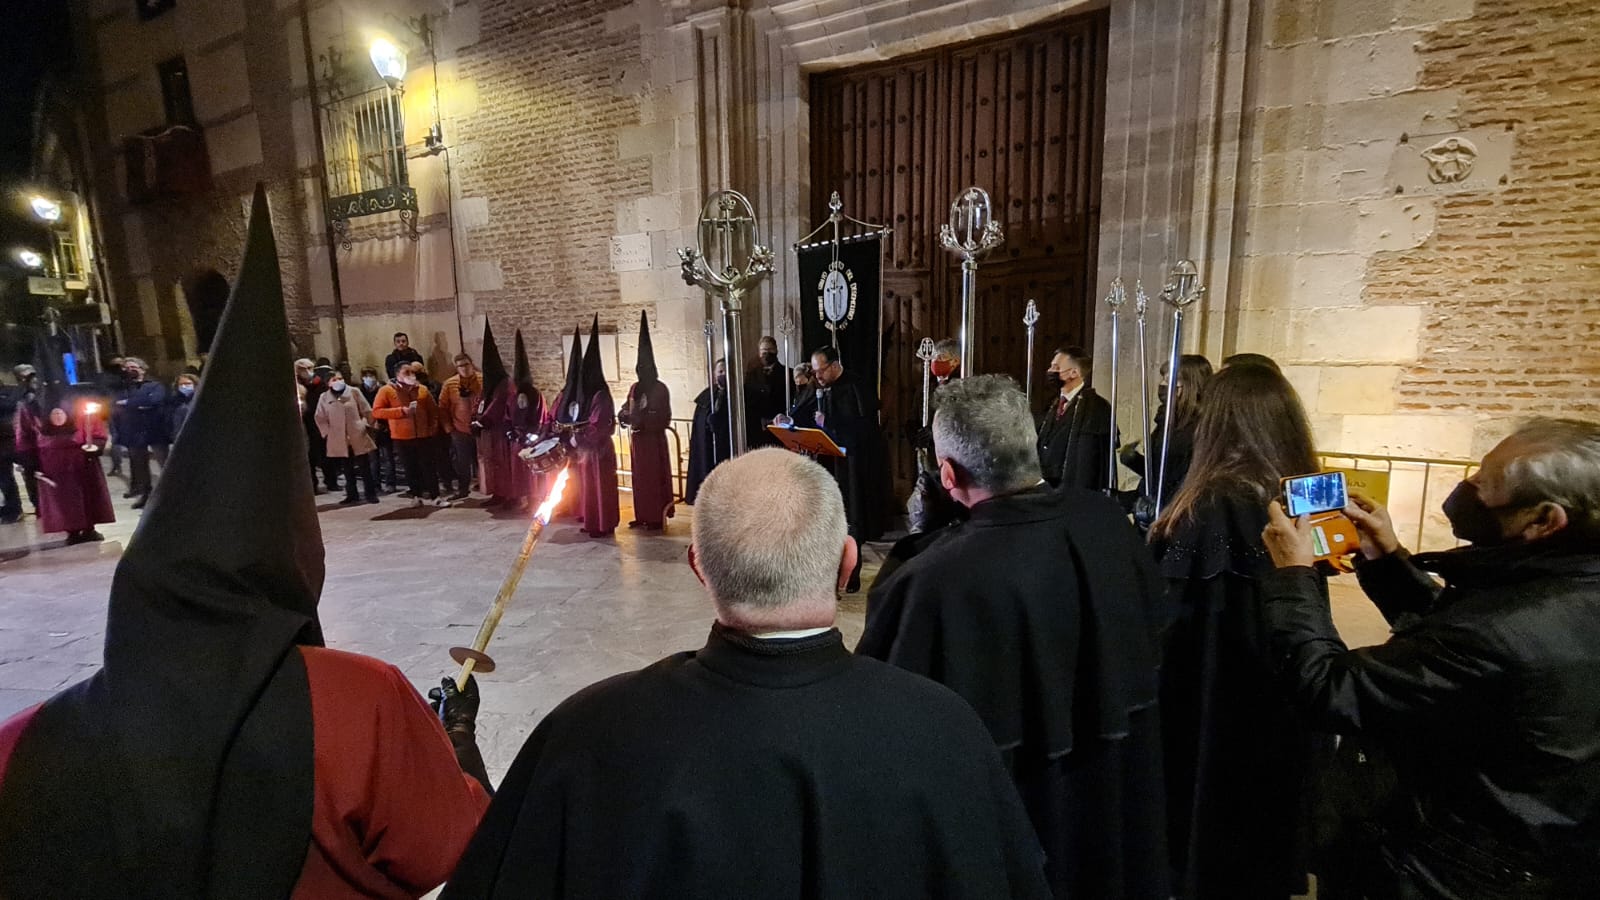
[760,352,778,367]
[1442,481,1517,546]
[1045,371,1064,390]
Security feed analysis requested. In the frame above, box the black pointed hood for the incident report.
[556,324,584,423]
[0,184,321,897]
[513,328,533,392]
[580,314,609,418]
[480,319,509,399]
[635,309,658,385]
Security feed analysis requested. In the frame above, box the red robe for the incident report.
[14,408,114,535]
[475,381,520,502]
[0,647,489,898]
[620,380,674,527]
[510,388,548,507]
[574,390,619,537]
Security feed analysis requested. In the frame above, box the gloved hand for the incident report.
[1118,442,1143,470]
[427,674,480,737]
[470,420,484,439]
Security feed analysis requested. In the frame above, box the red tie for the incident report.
[1056,395,1069,419]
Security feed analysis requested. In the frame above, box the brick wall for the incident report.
[453,0,652,390]
[1365,0,1600,428]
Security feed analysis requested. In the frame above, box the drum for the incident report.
[520,436,568,474]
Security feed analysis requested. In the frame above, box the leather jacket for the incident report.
[1262,539,1600,897]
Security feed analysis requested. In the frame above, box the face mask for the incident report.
[399,375,418,386]
[760,351,778,366]
[362,377,377,389]
[1045,371,1064,390]
[329,381,346,394]
[931,359,955,379]
[1442,481,1516,546]
[177,384,195,398]
[516,394,529,410]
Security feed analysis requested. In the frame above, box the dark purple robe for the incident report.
[475,381,520,502]
[620,380,673,528]
[574,390,619,537]
[15,407,114,535]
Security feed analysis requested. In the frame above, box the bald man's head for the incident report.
[691,448,851,630]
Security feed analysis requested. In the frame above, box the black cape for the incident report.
[0,185,323,898]
[1037,386,1115,492]
[442,626,1050,899]
[1151,487,1327,898]
[683,385,728,505]
[744,360,789,447]
[858,485,1170,899]
[787,370,890,541]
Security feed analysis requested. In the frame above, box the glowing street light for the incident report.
[369,37,407,84]
[16,249,43,269]
[30,196,61,223]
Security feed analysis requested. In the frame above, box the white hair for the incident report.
[1504,417,1600,536]
[932,374,1042,492]
[692,448,846,613]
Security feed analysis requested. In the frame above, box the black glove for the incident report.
[427,674,480,737]
[470,421,484,438]
[1118,443,1143,471]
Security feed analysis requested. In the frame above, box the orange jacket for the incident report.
[371,382,441,441]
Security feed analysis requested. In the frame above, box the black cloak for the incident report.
[0,185,324,898]
[684,380,728,505]
[441,626,1051,899]
[1037,385,1115,492]
[785,368,890,541]
[858,485,1171,899]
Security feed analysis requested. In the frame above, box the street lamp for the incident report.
[16,249,43,269]
[29,196,61,223]
[369,37,407,84]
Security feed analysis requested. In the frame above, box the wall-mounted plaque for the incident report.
[1390,129,1514,197]
[609,233,652,273]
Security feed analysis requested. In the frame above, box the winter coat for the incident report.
[113,379,169,448]
[314,387,376,458]
[371,381,440,441]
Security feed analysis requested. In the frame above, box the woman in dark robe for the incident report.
[15,386,113,544]
[684,358,729,505]
[1148,364,1329,899]
[619,311,674,529]
[1122,354,1213,528]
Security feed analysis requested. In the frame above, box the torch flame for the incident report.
[82,401,102,416]
[535,466,571,525]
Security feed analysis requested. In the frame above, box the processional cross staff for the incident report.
[938,187,1005,375]
[1022,299,1040,403]
[916,337,937,428]
[1102,279,1125,493]
[679,191,776,457]
[777,313,795,414]
[1154,260,1204,519]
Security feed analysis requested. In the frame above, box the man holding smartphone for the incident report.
[1260,418,1600,897]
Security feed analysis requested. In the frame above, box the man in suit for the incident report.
[1037,345,1114,492]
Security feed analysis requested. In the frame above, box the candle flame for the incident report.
[535,466,571,525]
[82,401,102,416]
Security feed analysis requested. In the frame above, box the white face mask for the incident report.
[516,394,529,410]
[399,374,418,386]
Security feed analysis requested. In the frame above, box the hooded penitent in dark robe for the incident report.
[13,380,114,537]
[441,625,1053,900]
[684,377,728,505]
[619,310,674,529]
[547,325,587,517]
[0,186,488,899]
[474,321,519,505]
[510,329,548,506]
[573,316,619,537]
[1151,488,1328,900]
[786,368,891,542]
[858,486,1172,900]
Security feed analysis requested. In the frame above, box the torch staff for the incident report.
[450,465,572,689]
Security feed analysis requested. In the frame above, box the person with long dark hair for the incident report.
[1122,354,1213,519]
[1149,364,1329,899]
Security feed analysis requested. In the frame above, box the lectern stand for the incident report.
[766,425,847,459]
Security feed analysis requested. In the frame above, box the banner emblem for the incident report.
[818,261,858,333]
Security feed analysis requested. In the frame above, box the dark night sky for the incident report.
[0,2,73,273]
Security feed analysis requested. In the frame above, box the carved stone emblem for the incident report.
[1421,136,1477,185]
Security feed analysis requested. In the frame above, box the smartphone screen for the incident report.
[1284,471,1348,518]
